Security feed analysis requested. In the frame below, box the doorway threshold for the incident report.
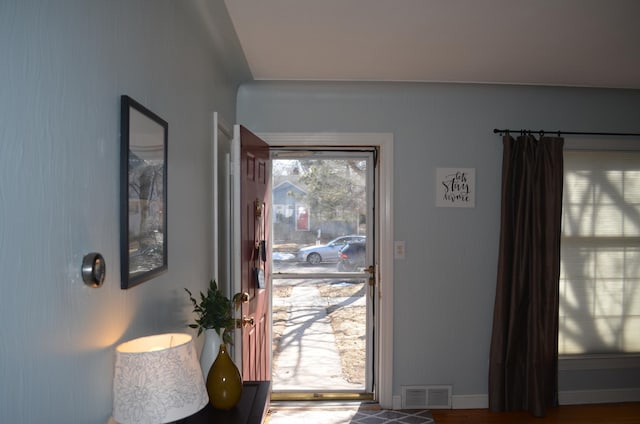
[271,391,374,402]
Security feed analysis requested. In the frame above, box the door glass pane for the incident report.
[271,153,373,393]
[272,156,369,275]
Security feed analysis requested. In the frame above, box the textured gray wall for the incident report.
[0,1,246,422]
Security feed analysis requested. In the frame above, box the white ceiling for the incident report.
[223,0,640,89]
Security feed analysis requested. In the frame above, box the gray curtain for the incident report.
[488,133,564,417]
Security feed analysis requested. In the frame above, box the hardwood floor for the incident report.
[431,403,640,424]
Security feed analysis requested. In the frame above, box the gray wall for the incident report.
[0,1,247,422]
[237,82,640,401]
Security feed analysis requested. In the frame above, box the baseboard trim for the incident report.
[446,389,640,409]
[451,395,488,409]
[559,388,640,405]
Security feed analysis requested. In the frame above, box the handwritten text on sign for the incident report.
[436,168,475,208]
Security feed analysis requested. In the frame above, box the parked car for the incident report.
[337,242,367,271]
[296,235,366,265]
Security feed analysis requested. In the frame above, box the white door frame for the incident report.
[258,132,394,409]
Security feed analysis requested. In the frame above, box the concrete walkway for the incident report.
[272,285,363,391]
[268,285,437,423]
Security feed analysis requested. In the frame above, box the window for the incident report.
[559,151,640,355]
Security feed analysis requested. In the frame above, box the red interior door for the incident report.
[239,126,270,381]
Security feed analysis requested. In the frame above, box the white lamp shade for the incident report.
[113,333,208,424]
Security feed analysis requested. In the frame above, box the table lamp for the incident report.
[113,333,208,424]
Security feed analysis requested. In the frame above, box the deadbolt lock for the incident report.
[233,292,250,309]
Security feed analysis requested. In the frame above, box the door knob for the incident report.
[242,316,255,327]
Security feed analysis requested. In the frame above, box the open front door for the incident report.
[233,125,271,381]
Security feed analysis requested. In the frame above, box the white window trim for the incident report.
[559,354,640,371]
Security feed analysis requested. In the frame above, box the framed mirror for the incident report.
[120,95,168,289]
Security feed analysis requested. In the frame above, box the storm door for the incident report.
[270,149,376,401]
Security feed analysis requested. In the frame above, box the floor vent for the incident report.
[401,385,452,409]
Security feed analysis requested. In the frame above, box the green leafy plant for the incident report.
[185,280,235,344]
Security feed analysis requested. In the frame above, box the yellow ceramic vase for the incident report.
[206,343,242,410]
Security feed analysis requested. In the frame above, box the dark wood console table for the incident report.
[180,381,271,424]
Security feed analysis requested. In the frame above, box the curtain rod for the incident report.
[493,128,640,137]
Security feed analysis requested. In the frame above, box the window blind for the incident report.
[560,151,640,355]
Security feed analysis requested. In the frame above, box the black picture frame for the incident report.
[120,95,168,289]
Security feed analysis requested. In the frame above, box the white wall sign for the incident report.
[436,168,475,208]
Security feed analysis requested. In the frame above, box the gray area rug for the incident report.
[267,404,435,424]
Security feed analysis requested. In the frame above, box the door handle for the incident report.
[242,316,255,327]
[254,199,263,219]
[366,265,375,287]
